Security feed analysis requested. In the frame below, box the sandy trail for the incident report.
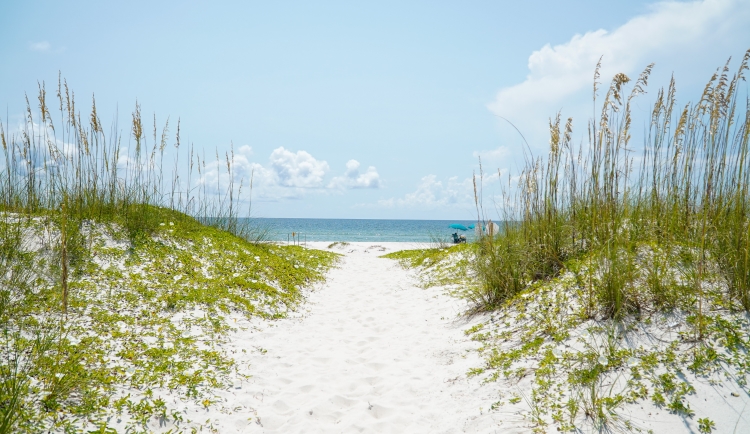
[185,241,750,434]
[215,242,503,433]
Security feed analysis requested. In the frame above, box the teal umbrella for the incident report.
[449,224,469,231]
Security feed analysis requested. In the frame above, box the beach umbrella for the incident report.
[449,224,468,231]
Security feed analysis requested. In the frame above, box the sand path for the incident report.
[191,241,750,434]
[218,242,502,433]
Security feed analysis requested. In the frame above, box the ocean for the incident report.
[245,218,480,243]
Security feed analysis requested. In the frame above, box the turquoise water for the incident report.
[245,218,480,242]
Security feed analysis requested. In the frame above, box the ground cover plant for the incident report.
[382,242,474,290]
[0,79,337,433]
[390,50,750,432]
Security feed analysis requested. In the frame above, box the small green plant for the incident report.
[697,417,715,433]
[667,397,694,417]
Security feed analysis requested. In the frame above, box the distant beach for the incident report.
[247,218,481,242]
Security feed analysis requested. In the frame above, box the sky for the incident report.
[1,0,749,220]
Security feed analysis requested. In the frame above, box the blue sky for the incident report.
[1,0,749,219]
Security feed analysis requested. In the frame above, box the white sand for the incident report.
[207,242,504,433]
[132,241,750,433]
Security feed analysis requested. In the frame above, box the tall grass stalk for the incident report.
[475,50,750,321]
[0,78,264,432]
[0,77,257,244]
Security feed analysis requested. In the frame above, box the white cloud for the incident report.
[365,167,511,215]
[328,159,381,189]
[376,175,474,209]
[269,146,329,188]
[488,0,750,151]
[196,146,267,196]
[196,146,384,202]
[29,41,51,52]
[2,120,77,175]
[238,145,253,157]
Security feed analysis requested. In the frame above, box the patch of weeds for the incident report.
[1,210,337,433]
[465,264,750,432]
[381,243,474,289]
[464,323,484,335]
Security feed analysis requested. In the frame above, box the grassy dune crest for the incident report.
[0,81,337,433]
[391,51,750,432]
[474,51,750,318]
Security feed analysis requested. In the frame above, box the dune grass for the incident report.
[0,76,263,243]
[473,50,750,321]
[461,50,750,432]
[384,51,750,432]
[0,79,337,433]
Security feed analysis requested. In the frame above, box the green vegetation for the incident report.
[466,50,750,432]
[382,242,473,289]
[388,51,750,432]
[459,269,750,432]
[473,51,750,319]
[0,80,337,433]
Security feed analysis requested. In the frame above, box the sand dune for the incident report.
[208,242,504,433]
[142,241,750,433]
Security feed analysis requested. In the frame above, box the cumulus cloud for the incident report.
[269,146,329,188]
[376,175,474,209]
[366,167,511,213]
[238,145,253,157]
[199,146,325,195]
[195,146,383,202]
[230,145,266,186]
[1,120,78,176]
[487,0,750,150]
[328,159,381,189]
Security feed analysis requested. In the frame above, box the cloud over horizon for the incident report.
[375,175,474,210]
[269,147,330,188]
[487,0,750,152]
[328,159,381,190]
[196,145,382,202]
